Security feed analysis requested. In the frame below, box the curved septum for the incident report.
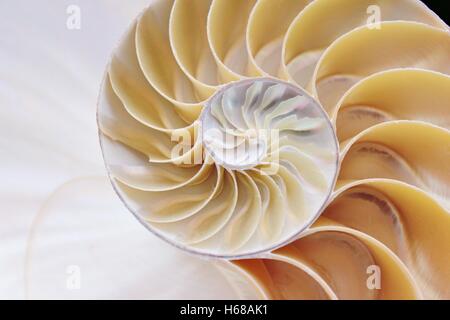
[192,78,340,256]
[96,0,450,298]
[201,78,337,174]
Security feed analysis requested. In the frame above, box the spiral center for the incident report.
[201,78,336,173]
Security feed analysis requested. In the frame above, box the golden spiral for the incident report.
[98,0,450,299]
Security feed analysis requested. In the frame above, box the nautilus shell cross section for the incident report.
[99,61,338,257]
[98,0,450,299]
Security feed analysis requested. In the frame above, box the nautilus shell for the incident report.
[98,0,450,299]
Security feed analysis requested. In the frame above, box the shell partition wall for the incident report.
[97,0,450,299]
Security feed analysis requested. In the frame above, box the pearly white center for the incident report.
[201,78,333,172]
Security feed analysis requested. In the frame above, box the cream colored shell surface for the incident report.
[98,0,450,299]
